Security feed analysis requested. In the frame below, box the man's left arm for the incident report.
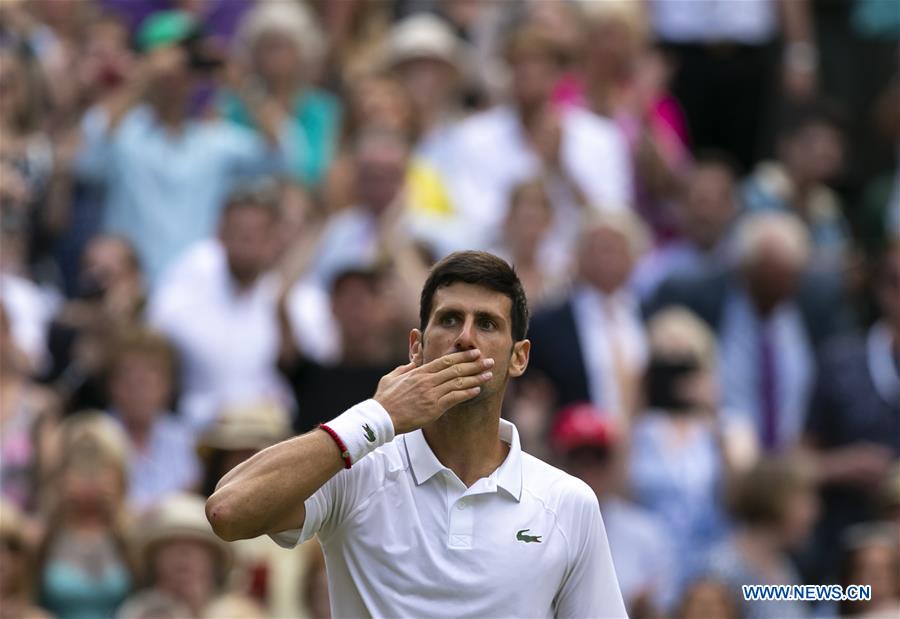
[555,482,628,619]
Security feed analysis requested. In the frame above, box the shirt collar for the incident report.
[403,419,523,501]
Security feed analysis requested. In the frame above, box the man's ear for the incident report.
[409,329,424,366]
[507,339,531,378]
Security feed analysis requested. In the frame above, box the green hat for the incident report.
[136,10,197,52]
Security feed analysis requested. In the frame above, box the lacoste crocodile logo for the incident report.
[363,424,376,442]
[516,528,542,543]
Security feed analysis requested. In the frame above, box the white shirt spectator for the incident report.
[441,105,632,254]
[0,273,56,372]
[649,0,778,44]
[271,417,627,619]
[148,241,288,432]
[571,284,648,417]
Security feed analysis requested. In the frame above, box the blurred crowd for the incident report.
[0,0,898,618]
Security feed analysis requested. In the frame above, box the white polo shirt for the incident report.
[271,416,627,618]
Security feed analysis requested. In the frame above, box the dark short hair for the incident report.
[776,98,847,140]
[419,251,529,341]
[330,266,385,296]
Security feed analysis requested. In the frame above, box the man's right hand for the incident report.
[374,349,494,435]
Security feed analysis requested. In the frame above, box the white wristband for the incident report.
[324,399,395,466]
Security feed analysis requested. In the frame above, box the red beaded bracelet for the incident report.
[319,423,352,469]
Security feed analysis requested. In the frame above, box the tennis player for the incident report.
[207,251,627,618]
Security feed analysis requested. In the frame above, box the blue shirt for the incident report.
[218,88,340,187]
[76,105,288,285]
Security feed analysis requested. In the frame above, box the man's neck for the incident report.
[421,396,508,487]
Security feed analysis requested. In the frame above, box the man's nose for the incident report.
[454,317,477,351]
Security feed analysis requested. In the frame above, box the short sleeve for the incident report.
[554,480,629,619]
[268,445,395,549]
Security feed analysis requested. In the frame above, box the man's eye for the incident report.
[479,318,496,330]
[441,315,457,327]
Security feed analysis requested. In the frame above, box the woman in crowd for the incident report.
[222,0,340,189]
[37,412,135,619]
[0,302,57,513]
[629,307,735,589]
[578,0,690,241]
[128,493,234,618]
[706,456,819,619]
[0,48,67,284]
[106,327,198,512]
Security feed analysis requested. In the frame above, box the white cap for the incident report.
[385,13,464,72]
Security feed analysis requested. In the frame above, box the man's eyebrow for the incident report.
[433,306,507,323]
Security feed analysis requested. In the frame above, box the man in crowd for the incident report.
[207,251,627,618]
[74,10,291,285]
[527,210,650,418]
[440,24,632,254]
[649,212,852,450]
[278,266,408,435]
[148,184,287,432]
[632,152,740,302]
[802,238,900,582]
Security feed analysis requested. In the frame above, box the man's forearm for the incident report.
[206,429,343,541]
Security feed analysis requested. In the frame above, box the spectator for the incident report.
[0,500,51,619]
[0,48,65,285]
[323,74,419,214]
[673,578,740,619]
[0,269,54,375]
[74,10,291,285]
[106,328,199,512]
[149,184,288,432]
[838,523,900,617]
[383,13,467,169]
[47,234,145,412]
[802,237,900,582]
[0,302,58,513]
[37,412,135,619]
[129,493,232,618]
[194,403,308,618]
[196,402,291,499]
[279,266,407,434]
[629,308,732,591]
[222,1,340,188]
[647,0,818,170]
[441,24,632,254]
[312,127,434,305]
[527,210,649,418]
[706,456,819,619]
[552,404,677,616]
[309,0,393,89]
[632,152,740,302]
[740,100,851,275]
[649,212,852,451]
[579,0,690,240]
[51,11,135,297]
[493,179,569,309]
